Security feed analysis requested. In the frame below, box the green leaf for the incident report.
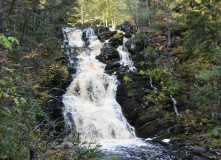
[8,37,19,45]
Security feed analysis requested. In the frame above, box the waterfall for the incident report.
[150,77,157,90]
[117,37,136,72]
[62,27,144,148]
[170,95,179,116]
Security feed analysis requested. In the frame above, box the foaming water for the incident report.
[117,37,136,72]
[62,27,138,146]
[63,28,84,47]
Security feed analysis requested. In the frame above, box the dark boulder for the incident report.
[104,62,121,75]
[125,39,137,54]
[105,62,121,70]
[116,96,140,122]
[124,32,132,38]
[45,72,72,138]
[98,26,109,33]
[109,37,123,48]
[116,72,152,123]
[121,21,133,34]
[98,31,117,42]
[96,46,120,63]
[135,117,175,138]
[134,111,158,127]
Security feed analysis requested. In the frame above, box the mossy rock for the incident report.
[98,31,117,42]
[109,37,123,48]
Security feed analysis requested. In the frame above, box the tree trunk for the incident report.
[30,148,37,160]
[125,0,138,31]
[0,0,4,33]
[167,24,172,51]
[167,2,172,52]
[9,0,16,15]
[145,0,151,28]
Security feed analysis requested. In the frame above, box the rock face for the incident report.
[96,45,120,63]
[46,74,72,138]
[115,71,176,138]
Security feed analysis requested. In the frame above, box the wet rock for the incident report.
[45,70,72,138]
[46,96,65,137]
[134,111,158,127]
[115,72,152,122]
[105,62,121,70]
[98,26,109,33]
[105,62,121,74]
[191,146,206,155]
[54,26,63,39]
[98,31,117,42]
[116,96,139,121]
[96,46,120,63]
[136,118,175,138]
[68,67,77,75]
[109,37,123,48]
[125,39,137,54]
[144,89,152,94]
[121,21,133,34]
[124,32,132,38]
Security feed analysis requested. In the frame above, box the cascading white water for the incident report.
[62,27,144,148]
[150,77,158,90]
[117,37,136,72]
[65,28,84,48]
[170,95,179,116]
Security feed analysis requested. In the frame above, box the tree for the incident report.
[0,0,4,33]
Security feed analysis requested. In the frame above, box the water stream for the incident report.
[170,95,179,116]
[62,27,185,159]
[150,77,158,91]
[117,37,137,72]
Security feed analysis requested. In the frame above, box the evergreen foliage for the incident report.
[0,0,104,159]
